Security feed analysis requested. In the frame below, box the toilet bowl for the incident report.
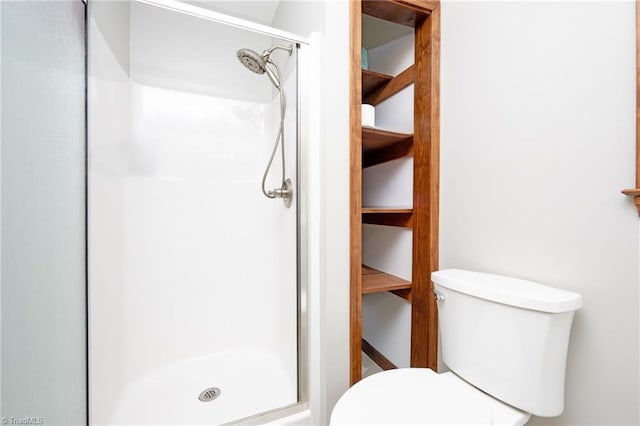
[331,368,530,425]
[331,269,582,425]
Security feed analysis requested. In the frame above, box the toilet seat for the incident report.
[331,368,531,425]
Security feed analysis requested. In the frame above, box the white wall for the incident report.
[441,2,638,425]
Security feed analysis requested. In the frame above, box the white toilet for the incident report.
[331,269,583,425]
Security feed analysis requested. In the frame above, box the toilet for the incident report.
[331,269,583,425]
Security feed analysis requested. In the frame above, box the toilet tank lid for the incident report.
[432,269,583,313]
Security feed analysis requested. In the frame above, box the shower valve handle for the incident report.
[267,178,293,208]
[269,188,290,198]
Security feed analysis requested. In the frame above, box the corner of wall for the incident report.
[271,1,351,423]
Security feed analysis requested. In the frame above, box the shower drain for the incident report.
[198,387,221,402]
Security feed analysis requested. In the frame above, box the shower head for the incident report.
[236,48,267,75]
[236,44,293,90]
[236,47,280,88]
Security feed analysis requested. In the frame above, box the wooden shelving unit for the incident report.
[350,0,441,385]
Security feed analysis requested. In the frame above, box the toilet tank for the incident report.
[431,269,582,417]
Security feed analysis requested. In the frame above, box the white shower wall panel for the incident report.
[118,82,297,382]
[129,1,273,103]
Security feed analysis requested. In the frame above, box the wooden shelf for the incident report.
[362,207,412,213]
[362,265,412,294]
[362,208,413,227]
[364,65,414,106]
[362,127,414,168]
[363,137,413,168]
[362,70,393,100]
[362,339,397,371]
[362,0,437,27]
[362,127,413,153]
[362,65,414,106]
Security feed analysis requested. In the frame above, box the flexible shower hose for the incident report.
[261,59,287,199]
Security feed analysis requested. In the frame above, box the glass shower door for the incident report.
[88,1,300,424]
[1,1,87,425]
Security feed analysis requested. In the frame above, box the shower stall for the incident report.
[2,0,308,425]
[88,1,307,424]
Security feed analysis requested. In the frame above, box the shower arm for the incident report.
[262,45,293,59]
